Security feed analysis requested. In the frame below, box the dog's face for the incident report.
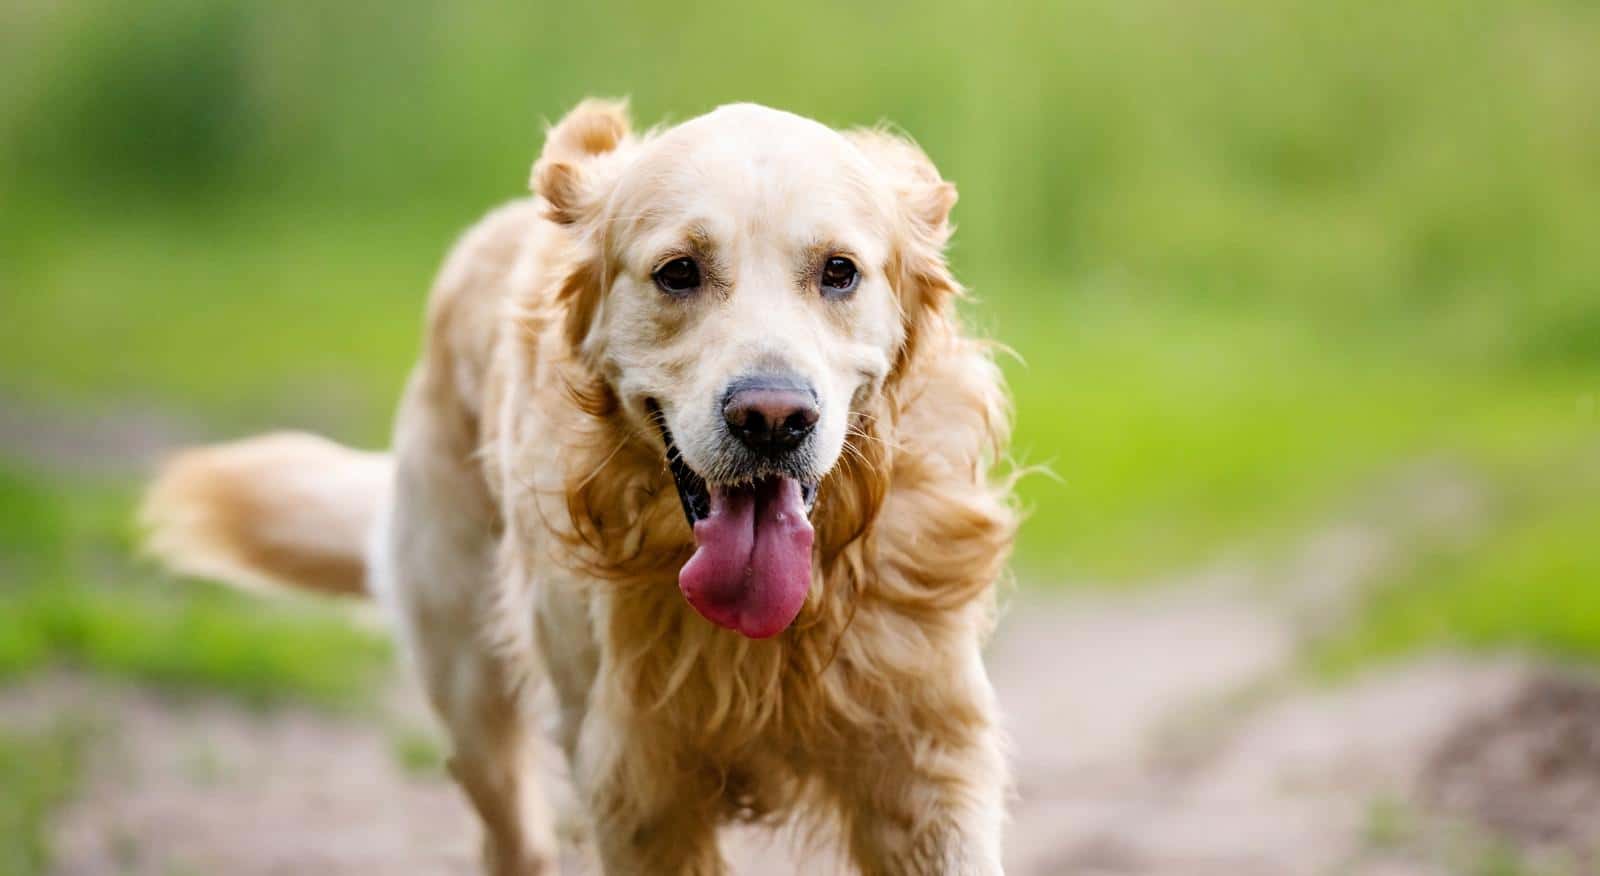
[599,107,904,513]
[537,103,955,638]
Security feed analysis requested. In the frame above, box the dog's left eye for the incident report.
[820,256,859,297]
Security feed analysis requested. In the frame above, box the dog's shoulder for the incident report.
[420,199,550,410]
[398,198,572,518]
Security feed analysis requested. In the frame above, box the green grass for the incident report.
[0,206,436,446]
[1358,796,1587,876]
[0,723,87,876]
[1362,795,1418,852]
[1312,449,1600,677]
[1003,303,1598,579]
[0,469,390,707]
[389,725,447,778]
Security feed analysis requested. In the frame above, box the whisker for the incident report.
[573,435,632,492]
[845,425,904,454]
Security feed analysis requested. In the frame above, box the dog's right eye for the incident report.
[653,257,701,295]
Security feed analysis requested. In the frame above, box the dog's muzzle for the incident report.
[645,397,819,639]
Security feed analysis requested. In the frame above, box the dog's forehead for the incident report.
[612,105,885,239]
[664,104,855,172]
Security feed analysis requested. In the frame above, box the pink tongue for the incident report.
[678,477,814,638]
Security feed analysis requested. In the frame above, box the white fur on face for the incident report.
[586,105,906,485]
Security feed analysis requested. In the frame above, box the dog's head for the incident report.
[535,101,959,638]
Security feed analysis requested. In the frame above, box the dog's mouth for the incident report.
[649,400,818,639]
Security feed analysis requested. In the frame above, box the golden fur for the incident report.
[142,100,1016,875]
[143,432,387,597]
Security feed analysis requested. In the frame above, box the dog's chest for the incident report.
[564,584,850,736]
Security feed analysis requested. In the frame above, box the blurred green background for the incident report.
[1,0,1598,866]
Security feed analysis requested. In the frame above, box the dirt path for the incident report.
[20,589,1567,876]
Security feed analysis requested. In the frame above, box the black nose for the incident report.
[722,375,819,456]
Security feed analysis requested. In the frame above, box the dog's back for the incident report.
[140,198,545,604]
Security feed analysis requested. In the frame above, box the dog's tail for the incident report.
[141,432,391,599]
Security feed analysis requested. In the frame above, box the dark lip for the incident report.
[645,398,818,530]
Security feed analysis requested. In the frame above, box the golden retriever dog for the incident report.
[142,100,1017,875]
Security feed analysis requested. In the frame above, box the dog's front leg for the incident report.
[573,715,726,876]
[826,651,1008,876]
[416,633,557,875]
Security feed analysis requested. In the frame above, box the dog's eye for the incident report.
[820,256,859,297]
[653,257,701,295]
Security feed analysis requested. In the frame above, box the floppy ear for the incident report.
[531,98,632,227]
[846,128,958,248]
[526,100,634,352]
[845,129,962,372]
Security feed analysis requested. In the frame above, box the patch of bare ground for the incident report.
[26,614,1593,874]
[9,675,480,876]
[1423,670,1600,870]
